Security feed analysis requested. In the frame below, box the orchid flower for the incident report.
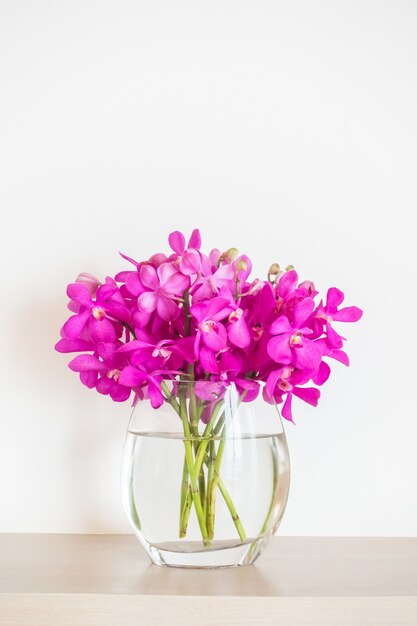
[56,227,362,422]
[267,298,322,371]
[315,287,363,348]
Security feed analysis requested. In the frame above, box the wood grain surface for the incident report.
[1,535,416,625]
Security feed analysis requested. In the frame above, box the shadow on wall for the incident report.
[8,293,128,531]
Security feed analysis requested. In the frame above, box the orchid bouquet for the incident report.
[56,229,362,545]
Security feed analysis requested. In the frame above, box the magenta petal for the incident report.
[278,270,298,299]
[219,350,242,376]
[68,354,106,372]
[163,271,190,295]
[156,295,179,321]
[313,361,331,385]
[148,380,164,408]
[326,287,344,311]
[138,291,158,313]
[281,393,294,422]
[66,283,92,307]
[125,272,145,297]
[118,340,153,353]
[168,231,186,255]
[201,323,228,352]
[199,347,220,374]
[119,251,139,267]
[188,229,202,250]
[139,264,158,290]
[62,311,90,339]
[110,384,131,402]
[293,298,315,328]
[118,366,146,387]
[269,316,293,336]
[55,338,95,353]
[96,377,112,394]
[332,306,363,322]
[172,336,196,363]
[266,369,283,399]
[267,334,292,364]
[104,301,131,324]
[326,323,344,349]
[292,386,320,406]
[330,349,350,366]
[80,370,98,388]
[235,379,260,402]
[228,316,251,349]
[88,318,116,343]
[179,251,201,276]
[293,340,322,370]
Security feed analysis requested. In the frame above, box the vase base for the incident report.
[143,536,269,568]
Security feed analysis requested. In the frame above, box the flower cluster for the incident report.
[55,229,362,422]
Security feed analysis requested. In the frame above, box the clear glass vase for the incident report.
[121,381,290,568]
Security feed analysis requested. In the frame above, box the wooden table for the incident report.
[0,535,416,625]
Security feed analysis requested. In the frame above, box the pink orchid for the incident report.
[118,366,164,408]
[168,229,202,277]
[56,228,362,422]
[315,288,363,348]
[137,262,189,321]
[68,343,131,402]
[191,263,235,303]
[62,279,130,344]
[265,367,320,422]
[267,298,322,371]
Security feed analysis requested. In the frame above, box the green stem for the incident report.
[179,388,209,545]
[217,477,246,542]
[206,440,216,538]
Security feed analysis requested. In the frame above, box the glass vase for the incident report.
[121,380,290,568]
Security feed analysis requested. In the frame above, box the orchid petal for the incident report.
[326,323,344,349]
[269,316,293,336]
[179,251,201,276]
[168,231,186,256]
[66,283,92,307]
[228,316,251,349]
[292,339,322,371]
[110,384,131,402]
[201,322,228,352]
[293,298,315,328]
[313,361,331,385]
[80,370,98,388]
[125,272,145,296]
[139,264,158,290]
[292,386,320,406]
[55,338,95,353]
[266,369,284,399]
[88,318,116,344]
[281,393,294,422]
[188,228,202,250]
[138,291,158,313]
[156,295,179,321]
[68,354,107,373]
[62,311,90,339]
[326,287,344,311]
[148,383,164,409]
[199,347,220,374]
[267,334,292,364]
[332,306,363,323]
[118,366,147,387]
[278,270,298,299]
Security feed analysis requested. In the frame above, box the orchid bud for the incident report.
[235,258,247,272]
[267,263,282,284]
[285,264,294,271]
[220,247,239,264]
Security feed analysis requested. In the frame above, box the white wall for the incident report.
[1,0,416,536]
